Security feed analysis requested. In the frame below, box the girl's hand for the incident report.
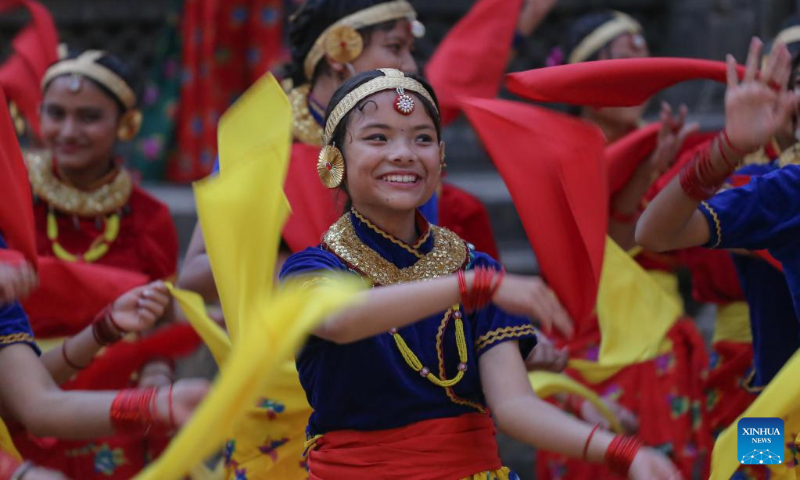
[18,466,69,480]
[725,38,798,153]
[110,281,170,334]
[492,274,574,338]
[0,262,37,304]
[156,378,210,428]
[524,333,569,372]
[649,103,699,176]
[628,447,682,480]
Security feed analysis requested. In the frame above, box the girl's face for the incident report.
[340,89,440,217]
[351,19,418,75]
[589,33,651,129]
[40,75,120,172]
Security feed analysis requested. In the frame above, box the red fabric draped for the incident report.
[0,0,58,137]
[308,413,501,479]
[425,0,522,126]
[168,0,284,182]
[605,123,661,195]
[460,97,607,329]
[506,58,745,107]
[0,87,37,266]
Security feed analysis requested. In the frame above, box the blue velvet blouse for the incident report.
[280,211,536,436]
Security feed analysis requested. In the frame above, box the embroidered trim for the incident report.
[433,306,486,413]
[475,325,537,353]
[323,213,467,286]
[289,84,323,146]
[25,149,132,216]
[352,209,424,259]
[0,332,35,345]
[700,201,723,249]
[741,368,765,394]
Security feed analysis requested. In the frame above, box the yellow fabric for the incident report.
[136,74,360,480]
[0,418,21,461]
[712,301,752,344]
[461,467,515,479]
[645,269,684,309]
[567,238,681,384]
[168,286,231,367]
[529,371,623,433]
[709,350,800,480]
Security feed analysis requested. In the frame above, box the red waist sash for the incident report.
[308,413,502,480]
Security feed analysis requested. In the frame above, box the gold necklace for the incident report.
[25,149,132,216]
[779,142,800,168]
[322,213,467,286]
[289,84,323,146]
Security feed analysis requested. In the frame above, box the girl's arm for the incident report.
[480,341,680,479]
[40,282,169,385]
[637,38,797,252]
[0,344,207,439]
[176,223,218,302]
[609,103,698,251]
[315,273,573,344]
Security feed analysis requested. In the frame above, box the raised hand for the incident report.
[649,102,699,175]
[628,447,682,479]
[0,262,37,305]
[724,38,798,153]
[110,281,170,334]
[524,333,569,372]
[492,274,574,338]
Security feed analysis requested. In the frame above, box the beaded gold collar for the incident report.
[25,149,132,217]
[323,213,468,286]
[289,84,323,146]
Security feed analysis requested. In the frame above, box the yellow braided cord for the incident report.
[475,325,537,352]
[352,209,424,259]
[391,306,468,388]
[0,333,35,345]
[700,201,723,249]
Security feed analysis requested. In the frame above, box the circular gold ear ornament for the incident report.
[324,25,364,65]
[117,109,143,141]
[317,144,345,188]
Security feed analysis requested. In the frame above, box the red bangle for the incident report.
[604,435,642,476]
[109,387,172,435]
[489,268,505,301]
[679,143,733,201]
[457,269,470,311]
[722,129,748,156]
[583,423,601,461]
[62,339,88,370]
[167,384,176,428]
[716,136,736,170]
[92,306,122,346]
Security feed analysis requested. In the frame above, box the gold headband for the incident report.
[775,25,800,49]
[303,0,424,81]
[42,50,136,110]
[568,12,643,64]
[322,68,437,144]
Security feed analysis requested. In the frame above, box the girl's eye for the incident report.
[79,112,103,123]
[44,107,64,121]
[365,134,387,141]
[416,134,433,143]
[387,44,402,54]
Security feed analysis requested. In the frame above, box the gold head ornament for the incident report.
[568,11,643,64]
[303,0,424,81]
[42,50,142,140]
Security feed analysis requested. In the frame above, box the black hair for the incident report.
[43,50,139,112]
[325,69,441,208]
[286,0,400,86]
[562,10,628,64]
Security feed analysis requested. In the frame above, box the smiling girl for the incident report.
[279,68,681,479]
